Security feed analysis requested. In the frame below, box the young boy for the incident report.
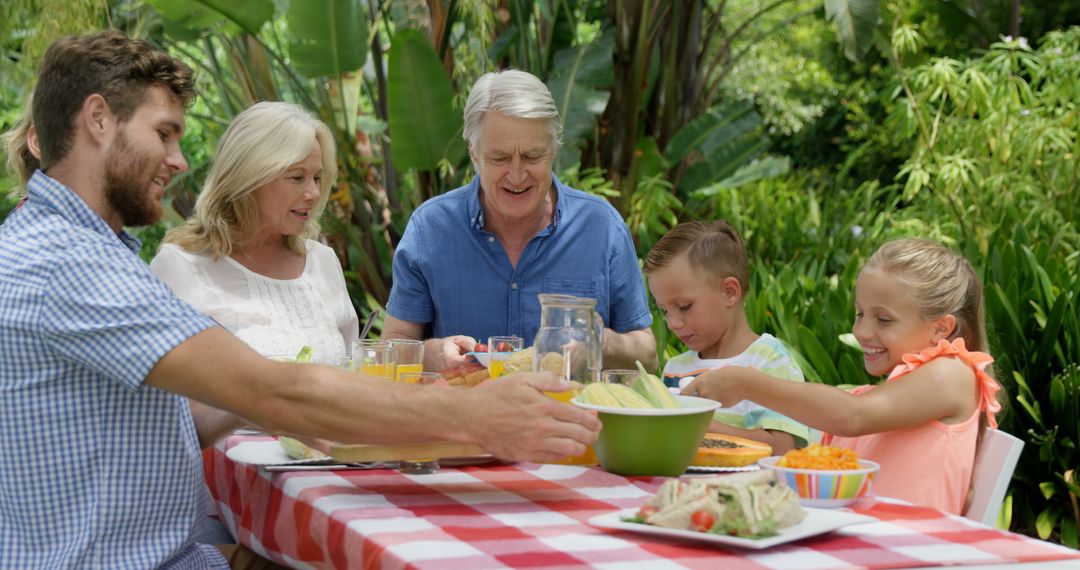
[644,220,808,454]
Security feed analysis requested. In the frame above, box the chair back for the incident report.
[965,428,1024,526]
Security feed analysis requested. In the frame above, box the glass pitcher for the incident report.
[532,294,603,392]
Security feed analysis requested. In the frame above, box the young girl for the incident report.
[683,238,1003,515]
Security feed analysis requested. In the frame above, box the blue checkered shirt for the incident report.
[0,172,225,568]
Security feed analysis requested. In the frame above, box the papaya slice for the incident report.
[690,433,772,467]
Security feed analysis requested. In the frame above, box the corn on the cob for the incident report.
[633,361,679,408]
[581,383,620,407]
[606,383,655,408]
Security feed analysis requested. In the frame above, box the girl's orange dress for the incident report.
[824,338,1001,514]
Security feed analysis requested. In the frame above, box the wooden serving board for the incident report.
[330,441,488,462]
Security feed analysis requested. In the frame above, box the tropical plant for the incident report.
[983,227,1080,546]
[887,25,1080,540]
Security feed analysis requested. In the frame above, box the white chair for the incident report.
[965,428,1025,526]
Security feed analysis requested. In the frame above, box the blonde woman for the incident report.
[1,96,40,202]
[151,101,359,362]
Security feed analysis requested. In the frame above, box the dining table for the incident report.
[206,434,1080,570]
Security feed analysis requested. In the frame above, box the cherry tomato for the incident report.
[638,505,658,519]
[474,343,488,352]
[690,510,715,532]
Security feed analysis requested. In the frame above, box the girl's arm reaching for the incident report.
[684,357,979,437]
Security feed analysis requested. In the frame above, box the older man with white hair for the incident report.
[384,69,657,372]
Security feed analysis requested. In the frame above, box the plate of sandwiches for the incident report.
[589,469,875,550]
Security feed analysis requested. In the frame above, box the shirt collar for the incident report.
[27,170,143,254]
[467,174,566,234]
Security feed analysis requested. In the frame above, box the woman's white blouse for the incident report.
[150,240,359,361]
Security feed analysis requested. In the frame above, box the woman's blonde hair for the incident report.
[165,101,337,257]
[2,97,40,199]
[864,238,990,355]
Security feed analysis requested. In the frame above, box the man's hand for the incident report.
[600,326,657,371]
[424,335,476,371]
[461,372,600,462]
[381,315,475,371]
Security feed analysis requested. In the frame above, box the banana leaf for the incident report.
[663,101,757,165]
[547,29,614,172]
[682,136,770,194]
[148,0,274,40]
[386,28,464,171]
[287,0,369,78]
[824,0,882,63]
[710,157,791,191]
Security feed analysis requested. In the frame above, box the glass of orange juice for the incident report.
[398,371,443,385]
[352,340,396,380]
[486,335,522,379]
[388,339,424,382]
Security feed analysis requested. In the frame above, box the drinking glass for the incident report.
[313,355,351,369]
[395,369,443,474]
[387,339,424,383]
[351,340,396,380]
[398,371,443,385]
[601,369,640,387]
[486,335,522,379]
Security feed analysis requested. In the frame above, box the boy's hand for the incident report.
[681,368,747,406]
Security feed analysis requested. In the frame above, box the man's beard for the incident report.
[104,130,162,227]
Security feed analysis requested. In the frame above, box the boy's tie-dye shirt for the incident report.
[662,333,810,446]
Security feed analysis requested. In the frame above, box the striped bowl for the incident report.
[758,456,880,508]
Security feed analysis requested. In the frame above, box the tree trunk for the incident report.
[599,0,652,208]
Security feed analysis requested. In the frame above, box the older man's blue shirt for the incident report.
[0,172,224,569]
[387,176,652,345]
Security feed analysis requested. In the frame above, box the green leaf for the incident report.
[633,137,666,182]
[1035,506,1059,540]
[664,102,756,165]
[1035,292,1069,374]
[713,156,791,190]
[387,28,464,171]
[547,30,614,172]
[1062,517,1078,549]
[987,283,1026,350]
[195,0,274,36]
[796,324,841,384]
[1049,376,1066,420]
[824,0,882,62]
[146,0,230,39]
[287,0,369,77]
[684,137,770,194]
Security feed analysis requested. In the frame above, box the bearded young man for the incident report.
[0,31,599,569]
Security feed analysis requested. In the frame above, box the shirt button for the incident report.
[488,236,495,243]
[511,283,518,290]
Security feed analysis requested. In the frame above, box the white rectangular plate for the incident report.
[226,440,337,467]
[684,465,760,474]
[589,507,876,550]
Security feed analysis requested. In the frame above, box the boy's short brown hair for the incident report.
[643,220,749,291]
[32,30,195,169]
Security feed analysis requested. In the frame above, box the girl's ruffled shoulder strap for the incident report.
[888,338,1001,428]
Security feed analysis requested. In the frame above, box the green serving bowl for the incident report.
[573,394,720,477]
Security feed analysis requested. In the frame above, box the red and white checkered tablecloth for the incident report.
[206,435,1080,569]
